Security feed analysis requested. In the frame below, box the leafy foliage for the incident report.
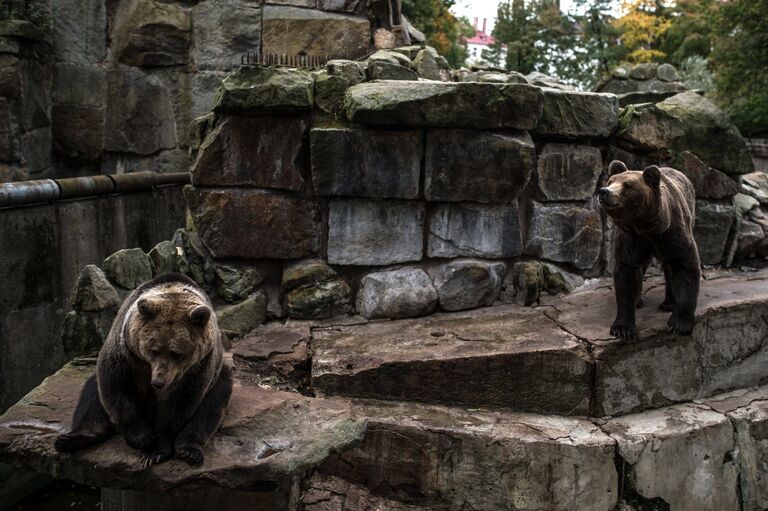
[401,0,470,68]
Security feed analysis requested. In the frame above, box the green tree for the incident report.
[658,0,716,66]
[709,0,768,136]
[401,0,469,68]
[489,0,542,74]
[571,0,625,87]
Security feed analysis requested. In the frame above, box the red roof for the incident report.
[466,29,496,46]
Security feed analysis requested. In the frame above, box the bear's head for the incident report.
[128,286,217,391]
[597,160,662,225]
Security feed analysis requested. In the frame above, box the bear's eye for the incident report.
[169,351,183,361]
[150,348,161,357]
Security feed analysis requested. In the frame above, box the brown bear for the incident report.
[54,273,232,467]
[597,160,701,339]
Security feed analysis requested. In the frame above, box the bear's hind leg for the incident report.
[175,366,233,466]
[54,374,113,452]
[667,265,700,335]
[659,265,676,311]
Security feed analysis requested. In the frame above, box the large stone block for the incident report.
[432,259,505,312]
[327,200,424,265]
[317,0,365,13]
[104,68,177,155]
[192,116,306,190]
[693,200,736,265]
[675,151,738,199]
[185,187,322,259]
[52,104,104,161]
[0,98,17,161]
[535,89,619,138]
[535,143,603,201]
[425,130,534,202]
[310,128,421,199]
[111,0,191,67]
[345,81,543,130]
[603,404,739,511]
[192,0,261,71]
[524,201,602,270]
[281,259,351,319]
[262,6,370,57]
[428,202,523,258]
[53,0,107,64]
[52,64,105,107]
[213,66,314,113]
[356,268,438,319]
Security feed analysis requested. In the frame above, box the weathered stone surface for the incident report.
[735,193,759,215]
[355,268,438,319]
[231,323,311,389]
[542,262,584,294]
[216,292,267,337]
[310,128,421,199]
[320,400,617,510]
[52,64,105,108]
[326,60,365,84]
[535,143,603,201]
[365,61,417,81]
[281,260,351,319]
[526,71,575,90]
[53,0,106,64]
[51,104,104,161]
[213,66,314,112]
[693,200,736,265]
[506,261,546,306]
[262,6,370,57]
[185,188,322,259]
[428,202,523,258]
[171,228,215,288]
[192,0,261,71]
[313,71,351,115]
[215,265,263,304]
[192,116,306,190]
[303,473,436,511]
[147,240,179,276]
[541,272,768,415]
[104,68,176,155]
[0,361,365,492]
[313,304,592,413]
[736,219,764,257]
[412,48,441,80]
[741,171,768,205]
[0,98,15,161]
[675,151,738,199]
[629,63,658,80]
[425,130,534,202]
[525,201,602,270]
[102,248,152,290]
[345,81,543,130]
[69,265,120,312]
[602,403,739,511]
[535,89,619,137]
[656,63,681,82]
[432,259,505,312]
[61,310,117,359]
[112,0,191,67]
[619,92,754,175]
[317,0,365,13]
[327,200,424,265]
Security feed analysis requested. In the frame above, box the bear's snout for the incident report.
[597,187,617,208]
[598,187,610,200]
[151,377,166,389]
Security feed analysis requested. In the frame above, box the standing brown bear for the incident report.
[598,160,701,339]
[54,273,233,467]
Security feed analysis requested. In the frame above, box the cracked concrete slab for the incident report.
[311,305,593,414]
[319,399,618,511]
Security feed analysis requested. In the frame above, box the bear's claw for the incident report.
[610,322,637,340]
[140,448,172,468]
[177,445,204,466]
[667,315,694,336]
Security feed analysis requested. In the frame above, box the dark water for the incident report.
[10,480,100,511]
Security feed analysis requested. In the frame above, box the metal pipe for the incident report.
[0,171,190,208]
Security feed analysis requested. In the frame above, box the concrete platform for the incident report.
[313,271,768,416]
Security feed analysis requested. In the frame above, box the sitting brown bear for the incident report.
[597,160,701,339]
[54,273,232,467]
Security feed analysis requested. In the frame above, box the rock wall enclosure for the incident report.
[0,0,404,182]
[174,57,755,323]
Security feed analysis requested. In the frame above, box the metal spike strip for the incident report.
[239,46,377,69]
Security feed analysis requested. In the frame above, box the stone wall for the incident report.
[173,55,754,324]
[0,0,410,182]
[0,185,185,412]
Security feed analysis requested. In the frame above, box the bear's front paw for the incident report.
[54,433,93,452]
[667,314,694,336]
[658,299,675,312]
[140,445,173,468]
[176,445,204,466]
[610,321,637,340]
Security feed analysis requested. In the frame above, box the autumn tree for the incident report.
[613,0,671,63]
[401,0,469,68]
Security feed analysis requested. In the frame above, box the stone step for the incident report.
[0,359,365,507]
[311,271,768,416]
[312,386,768,511]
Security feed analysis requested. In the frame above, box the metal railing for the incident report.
[0,171,190,208]
[240,46,377,69]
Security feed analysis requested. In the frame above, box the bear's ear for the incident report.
[608,160,628,176]
[643,165,662,190]
[137,297,161,319]
[188,305,211,327]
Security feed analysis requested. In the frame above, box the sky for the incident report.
[451,0,621,34]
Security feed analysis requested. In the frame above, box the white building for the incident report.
[466,18,506,69]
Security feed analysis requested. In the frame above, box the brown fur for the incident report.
[598,161,701,339]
